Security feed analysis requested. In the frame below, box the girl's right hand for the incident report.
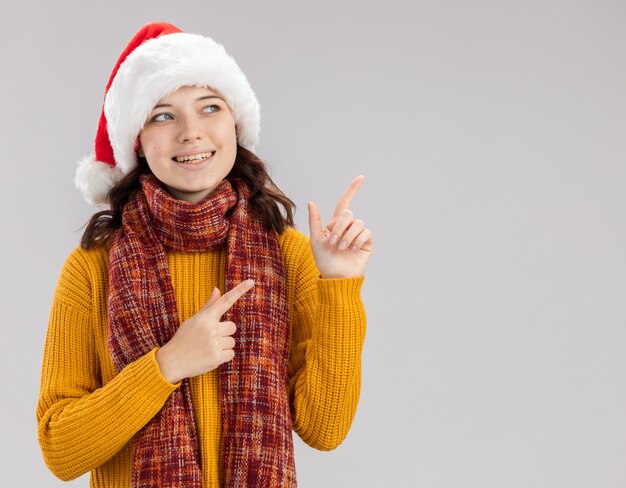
[155,279,255,384]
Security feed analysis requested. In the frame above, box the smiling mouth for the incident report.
[172,152,215,164]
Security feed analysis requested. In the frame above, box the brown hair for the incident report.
[80,145,295,249]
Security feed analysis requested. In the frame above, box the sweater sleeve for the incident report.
[36,248,180,481]
[286,232,367,451]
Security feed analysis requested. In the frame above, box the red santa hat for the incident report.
[75,22,260,205]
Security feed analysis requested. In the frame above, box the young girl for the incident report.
[37,22,371,487]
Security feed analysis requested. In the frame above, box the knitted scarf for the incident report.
[107,174,296,487]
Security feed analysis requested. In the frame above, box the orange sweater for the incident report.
[37,227,366,487]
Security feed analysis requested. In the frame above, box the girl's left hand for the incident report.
[308,175,373,279]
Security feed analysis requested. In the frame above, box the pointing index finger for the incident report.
[212,279,255,318]
[332,175,365,218]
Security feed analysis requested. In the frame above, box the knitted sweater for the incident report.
[37,227,366,487]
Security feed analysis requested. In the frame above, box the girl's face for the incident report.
[138,85,238,204]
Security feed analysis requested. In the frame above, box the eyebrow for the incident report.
[152,95,224,110]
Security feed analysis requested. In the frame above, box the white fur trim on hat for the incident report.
[75,154,125,206]
[105,32,260,176]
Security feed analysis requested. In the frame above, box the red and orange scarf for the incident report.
[107,174,296,487]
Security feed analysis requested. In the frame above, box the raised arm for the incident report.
[286,230,367,450]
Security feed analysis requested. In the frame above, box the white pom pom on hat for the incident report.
[75,22,260,205]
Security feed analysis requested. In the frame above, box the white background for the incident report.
[1,0,625,486]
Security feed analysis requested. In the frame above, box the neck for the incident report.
[164,185,217,204]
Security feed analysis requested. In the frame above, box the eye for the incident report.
[151,112,174,122]
[202,104,221,114]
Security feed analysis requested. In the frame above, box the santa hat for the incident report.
[75,22,260,205]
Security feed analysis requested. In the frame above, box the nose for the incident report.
[178,115,203,143]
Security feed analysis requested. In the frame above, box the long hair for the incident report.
[80,145,295,249]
